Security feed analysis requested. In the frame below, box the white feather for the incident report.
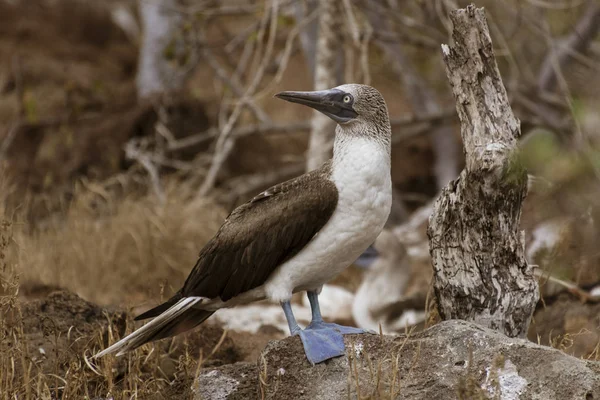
[265,136,391,302]
[94,297,204,358]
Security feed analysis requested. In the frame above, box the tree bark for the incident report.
[293,0,318,78]
[306,0,340,171]
[136,0,185,100]
[427,6,538,338]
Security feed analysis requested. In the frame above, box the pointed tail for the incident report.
[95,297,214,358]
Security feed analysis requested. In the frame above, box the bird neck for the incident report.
[332,122,391,167]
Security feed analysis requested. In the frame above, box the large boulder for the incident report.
[193,320,600,400]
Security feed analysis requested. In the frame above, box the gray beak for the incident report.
[275,88,358,124]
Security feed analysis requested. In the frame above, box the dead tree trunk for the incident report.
[427,6,538,338]
[306,0,340,171]
[294,0,318,78]
[136,0,185,100]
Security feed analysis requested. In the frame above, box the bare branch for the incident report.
[202,45,271,124]
[136,0,190,99]
[538,0,600,92]
[124,139,165,204]
[365,1,460,190]
[199,0,280,196]
[534,267,600,304]
[219,162,305,204]
[166,110,457,152]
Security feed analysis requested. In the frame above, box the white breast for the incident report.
[264,137,392,302]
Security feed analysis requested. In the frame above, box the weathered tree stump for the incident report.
[427,5,538,338]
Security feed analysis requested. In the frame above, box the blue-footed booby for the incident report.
[95,84,392,365]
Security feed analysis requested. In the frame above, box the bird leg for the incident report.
[281,301,302,335]
[280,299,344,365]
[305,290,367,334]
[281,293,371,365]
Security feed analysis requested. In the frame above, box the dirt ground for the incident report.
[4,286,598,399]
[4,288,283,398]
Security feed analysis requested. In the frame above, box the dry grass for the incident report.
[343,328,419,399]
[0,291,207,399]
[11,179,226,307]
[0,175,239,399]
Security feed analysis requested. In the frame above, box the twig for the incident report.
[538,0,600,92]
[365,1,460,190]
[535,1,600,180]
[1,56,24,163]
[293,0,319,76]
[225,21,260,54]
[199,0,280,197]
[533,267,600,304]
[0,124,19,165]
[220,162,305,204]
[341,0,360,45]
[371,28,439,49]
[124,139,165,204]
[202,45,271,124]
[358,17,373,85]
[254,6,320,98]
[230,26,258,85]
[361,0,447,48]
[186,3,261,17]
[526,0,588,11]
[513,91,570,133]
[166,110,457,152]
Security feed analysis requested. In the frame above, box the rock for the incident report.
[194,363,258,400]
[194,320,600,400]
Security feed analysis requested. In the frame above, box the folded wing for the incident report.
[183,164,338,301]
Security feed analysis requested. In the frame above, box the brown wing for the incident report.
[182,164,338,301]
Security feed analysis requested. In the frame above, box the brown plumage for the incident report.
[96,162,338,356]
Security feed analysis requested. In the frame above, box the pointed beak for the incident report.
[275,89,358,124]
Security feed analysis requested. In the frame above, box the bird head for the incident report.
[275,84,389,127]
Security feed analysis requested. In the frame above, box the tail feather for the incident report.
[135,292,182,321]
[95,297,214,358]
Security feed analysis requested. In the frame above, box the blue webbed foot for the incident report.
[306,321,371,335]
[298,326,345,365]
[284,292,376,365]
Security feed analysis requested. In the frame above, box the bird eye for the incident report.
[343,95,352,103]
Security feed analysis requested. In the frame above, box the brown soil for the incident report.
[529,293,600,358]
[6,288,282,398]
[7,286,599,399]
[4,290,127,396]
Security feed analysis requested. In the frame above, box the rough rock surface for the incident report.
[194,320,600,400]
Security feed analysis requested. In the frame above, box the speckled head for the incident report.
[275,84,390,128]
[333,84,389,127]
